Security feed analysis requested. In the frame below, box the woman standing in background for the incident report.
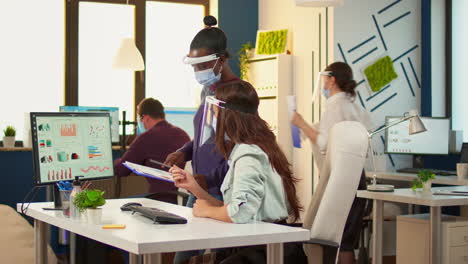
[292,62,372,264]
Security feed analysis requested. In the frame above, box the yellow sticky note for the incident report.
[102,224,126,229]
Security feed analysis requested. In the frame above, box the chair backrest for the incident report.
[303,121,368,245]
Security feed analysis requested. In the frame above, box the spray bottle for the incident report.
[69,176,83,219]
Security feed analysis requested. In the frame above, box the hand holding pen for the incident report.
[149,159,172,169]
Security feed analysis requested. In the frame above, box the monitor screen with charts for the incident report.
[385,117,450,155]
[31,112,114,185]
[59,106,119,143]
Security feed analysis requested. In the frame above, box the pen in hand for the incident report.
[149,159,172,169]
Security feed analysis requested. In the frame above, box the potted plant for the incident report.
[73,189,106,224]
[412,170,436,192]
[238,41,254,81]
[3,125,16,148]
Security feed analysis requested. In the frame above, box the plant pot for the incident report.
[86,208,102,224]
[422,180,432,192]
[3,136,15,148]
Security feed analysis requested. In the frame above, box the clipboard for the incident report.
[123,161,174,183]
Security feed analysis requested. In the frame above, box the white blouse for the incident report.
[316,92,373,153]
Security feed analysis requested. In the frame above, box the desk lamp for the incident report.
[367,110,427,192]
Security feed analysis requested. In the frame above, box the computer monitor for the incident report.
[31,112,114,185]
[385,116,450,155]
[59,106,119,143]
[164,107,197,139]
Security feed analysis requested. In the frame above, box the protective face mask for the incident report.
[211,117,230,140]
[137,121,146,135]
[194,60,222,86]
[322,87,330,99]
[212,116,217,132]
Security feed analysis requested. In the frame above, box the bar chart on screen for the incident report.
[60,124,77,137]
[88,145,103,159]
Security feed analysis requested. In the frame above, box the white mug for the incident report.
[457,163,468,180]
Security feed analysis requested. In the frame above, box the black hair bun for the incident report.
[204,16,218,27]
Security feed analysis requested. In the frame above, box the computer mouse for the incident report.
[120,202,142,211]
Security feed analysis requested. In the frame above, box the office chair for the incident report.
[303,121,369,264]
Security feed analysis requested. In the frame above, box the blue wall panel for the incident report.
[219,0,259,77]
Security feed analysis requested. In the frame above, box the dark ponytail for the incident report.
[325,62,357,97]
[190,16,230,58]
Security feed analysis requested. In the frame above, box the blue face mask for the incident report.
[137,121,146,135]
[195,60,222,86]
[212,116,217,132]
[211,116,230,140]
[322,88,330,99]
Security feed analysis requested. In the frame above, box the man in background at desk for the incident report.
[114,98,190,203]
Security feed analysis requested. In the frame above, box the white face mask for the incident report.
[212,116,217,132]
[194,59,222,86]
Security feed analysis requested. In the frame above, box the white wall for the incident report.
[334,0,421,170]
[452,0,468,142]
[259,0,424,212]
[259,0,333,213]
[431,0,446,118]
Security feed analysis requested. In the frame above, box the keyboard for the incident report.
[128,206,187,224]
[397,168,457,176]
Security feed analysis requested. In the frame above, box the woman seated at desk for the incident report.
[170,80,302,224]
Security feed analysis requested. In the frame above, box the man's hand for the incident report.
[164,151,185,167]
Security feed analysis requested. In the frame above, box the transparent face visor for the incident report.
[181,53,220,103]
[182,53,219,66]
[199,96,226,147]
[312,71,333,104]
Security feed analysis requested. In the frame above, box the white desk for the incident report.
[357,186,468,264]
[18,198,309,264]
[366,171,468,186]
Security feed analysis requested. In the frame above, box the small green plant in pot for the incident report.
[3,125,16,148]
[73,189,106,224]
[412,170,436,192]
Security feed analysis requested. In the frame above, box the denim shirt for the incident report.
[221,144,289,224]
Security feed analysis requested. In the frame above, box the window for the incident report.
[452,0,468,142]
[0,1,65,141]
[78,2,135,132]
[146,1,204,108]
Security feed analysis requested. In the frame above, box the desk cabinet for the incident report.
[397,214,468,264]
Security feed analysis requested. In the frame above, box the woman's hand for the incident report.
[193,200,232,222]
[291,112,306,129]
[170,165,200,194]
[164,151,185,167]
[192,199,213,218]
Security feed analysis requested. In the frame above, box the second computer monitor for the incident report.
[59,106,119,143]
[385,117,450,155]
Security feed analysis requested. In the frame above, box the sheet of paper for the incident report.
[287,95,301,148]
[123,161,174,183]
